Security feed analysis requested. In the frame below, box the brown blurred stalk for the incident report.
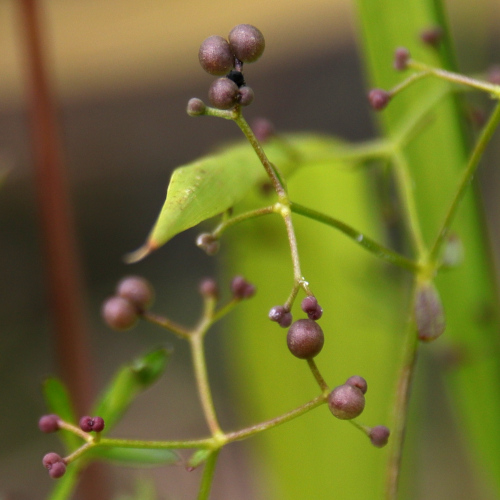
[19,0,109,498]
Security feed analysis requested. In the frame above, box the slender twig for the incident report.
[197,449,221,500]
[142,311,191,339]
[307,359,330,393]
[429,101,500,262]
[212,205,276,238]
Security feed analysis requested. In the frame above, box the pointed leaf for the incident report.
[92,347,171,433]
[125,134,353,262]
[42,378,80,451]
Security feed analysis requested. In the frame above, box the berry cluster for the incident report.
[39,414,106,479]
[102,276,154,331]
[189,24,265,112]
[269,295,323,330]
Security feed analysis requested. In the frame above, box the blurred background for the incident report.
[1,0,500,498]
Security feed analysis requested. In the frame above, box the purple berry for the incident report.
[345,375,368,395]
[414,282,445,342]
[420,26,443,48]
[328,384,365,420]
[79,416,105,433]
[301,296,323,320]
[43,452,62,468]
[369,425,390,448]
[231,276,256,299]
[187,98,206,116]
[116,276,154,311]
[278,312,293,328]
[38,414,60,433]
[208,78,239,109]
[286,319,324,359]
[393,47,410,71]
[228,24,265,63]
[196,233,220,255]
[368,89,391,111]
[268,306,293,328]
[198,35,234,76]
[199,278,219,298]
[102,296,138,331]
[251,118,275,143]
[48,461,66,479]
[238,86,254,106]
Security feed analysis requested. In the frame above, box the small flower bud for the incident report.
[268,306,293,328]
[196,233,220,256]
[79,416,105,433]
[116,276,154,311]
[414,282,446,342]
[419,26,443,48]
[252,118,275,143]
[393,47,410,71]
[287,319,324,359]
[187,98,206,116]
[369,425,390,448]
[199,278,219,298]
[345,375,368,395]
[328,384,365,420]
[38,414,60,433]
[301,296,323,321]
[368,89,391,110]
[231,276,256,299]
[43,453,66,478]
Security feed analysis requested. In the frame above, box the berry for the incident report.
[208,78,239,109]
[268,306,293,328]
[102,296,138,331]
[199,278,219,298]
[79,416,105,432]
[231,276,256,299]
[368,89,391,110]
[228,24,265,63]
[286,319,324,359]
[38,414,60,433]
[251,118,275,143]
[414,282,445,342]
[301,296,323,320]
[116,276,154,311]
[369,425,390,448]
[420,26,443,48]
[328,384,365,420]
[198,35,234,75]
[187,98,206,116]
[238,86,254,106]
[196,233,220,255]
[393,47,410,71]
[345,375,368,395]
[43,453,66,478]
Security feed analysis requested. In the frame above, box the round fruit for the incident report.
[208,78,239,109]
[102,296,138,331]
[328,384,365,420]
[198,35,234,75]
[286,319,324,359]
[116,276,154,311]
[228,24,265,63]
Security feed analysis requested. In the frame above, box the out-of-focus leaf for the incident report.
[42,378,80,451]
[92,347,170,433]
[125,134,353,262]
[113,477,158,500]
[187,449,212,469]
[357,0,500,496]
[88,446,180,467]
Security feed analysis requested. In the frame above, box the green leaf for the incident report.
[113,477,158,500]
[88,446,180,467]
[92,347,171,433]
[42,378,80,451]
[125,134,352,262]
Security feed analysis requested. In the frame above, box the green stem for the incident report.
[98,437,213,449]
[190,332,223,438]
[142,311,191,339]
[197,449,221,500]
[429,101,500,262]
[225,394,327,442]
[290,202,419,273]
[212,205,275,238]
[307,358,329,393]
[385,287,420,500]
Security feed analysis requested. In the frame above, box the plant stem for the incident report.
[190,332,224,438]
[98,437,214,449]
[291,202,419,273]
[197,449,221,500]
[385,287,420,500]
[142,311,191,339]
[307,359,329,393]
[212,205,275,238]
[429,101,500,262]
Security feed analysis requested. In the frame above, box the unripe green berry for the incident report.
[228,24,265,63]
[328,384,365,420]
[208,78,239,109]
[286,319,324,359]
[198,35,234,75]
